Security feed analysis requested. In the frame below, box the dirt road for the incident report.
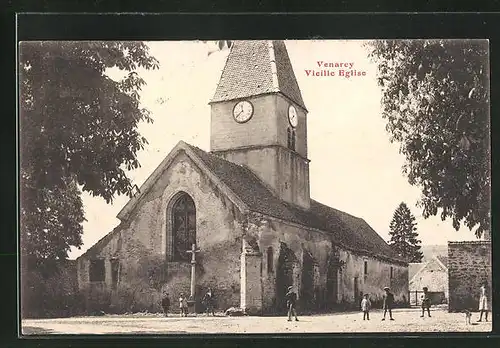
[22,307,492,335]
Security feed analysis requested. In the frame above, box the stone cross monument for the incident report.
[186,243,200,300]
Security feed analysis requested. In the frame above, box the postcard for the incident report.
[19,39,491,335]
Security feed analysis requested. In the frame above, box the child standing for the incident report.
[382,287,395,321]
[361,294,371,320]
[420,287,431,318]
[202,288,215,316]
[179,293,189,317]
[285,286,299,322]
[161,292,171,317]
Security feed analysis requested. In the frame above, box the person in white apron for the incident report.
[478,281,489,322]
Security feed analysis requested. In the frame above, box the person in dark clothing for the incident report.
[285,286,299,322]
[420,287,431,318]
[203,288,215,316]
[382,287,395,321]
[161,293,171,317]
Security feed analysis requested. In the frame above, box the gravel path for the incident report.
[22,307,492,335]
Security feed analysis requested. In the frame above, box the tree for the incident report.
[366,40,490,238]
[19,42,159,263]
[205,40,232,56]
[388,203,423,263]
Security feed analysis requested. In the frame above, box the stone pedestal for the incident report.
[187,300,198,315]
[240,251,263,315]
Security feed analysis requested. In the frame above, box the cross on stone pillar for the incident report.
[186,243,200,300]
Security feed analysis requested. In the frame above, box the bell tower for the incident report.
[209,40,310,210]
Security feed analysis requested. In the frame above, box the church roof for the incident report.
[186,143,405,264]
[83,141,404,264]
[210,40,307,111]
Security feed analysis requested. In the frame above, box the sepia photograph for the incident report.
[19,39,491,335]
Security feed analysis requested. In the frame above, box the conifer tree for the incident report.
[388,202,424,262]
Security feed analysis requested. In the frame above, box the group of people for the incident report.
[160,281,490,321]
[359,286,432,321]
[284,285,399,322]
[286,281,490,323]
[360,286,396,321]
[361,282,490,322]
[160,288,215,317]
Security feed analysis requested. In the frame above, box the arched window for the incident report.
[291,130,296,151]
[267,246,274,273]
[171,193,196,261]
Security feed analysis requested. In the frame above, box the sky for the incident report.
[68,40,481,259]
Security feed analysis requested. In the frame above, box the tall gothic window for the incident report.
[171,193,196,261]
[291,130,296,151]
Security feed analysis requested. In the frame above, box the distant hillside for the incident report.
[420,244,448,261]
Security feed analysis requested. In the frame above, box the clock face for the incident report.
[233,100,254,123]
[288,105,298,127]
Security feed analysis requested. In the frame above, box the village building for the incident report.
[408,255,448,306]
[76,40,409,315]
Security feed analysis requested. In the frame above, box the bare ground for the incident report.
[21,307,492,335]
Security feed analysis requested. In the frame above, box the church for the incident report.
[76,40,409,315]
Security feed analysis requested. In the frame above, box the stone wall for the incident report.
[21,260,81,318]
[77,152,244,313]
[338,250,408,308]
[448,241,491,312]
[248,212,408,314]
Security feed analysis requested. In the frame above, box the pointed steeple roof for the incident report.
[210,40,307,111]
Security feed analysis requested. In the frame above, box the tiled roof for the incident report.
[80,141,405,264]
[436,255,448,268]
[210,40,307,111]
[409,263,425,281]
[272,41,306,111]
[187,144,405,264]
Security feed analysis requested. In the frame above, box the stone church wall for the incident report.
[250,214,332,314]
[448,241,491,312]
[77,152,244,313]
[248,213,408,314]
[338,250,408,308]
